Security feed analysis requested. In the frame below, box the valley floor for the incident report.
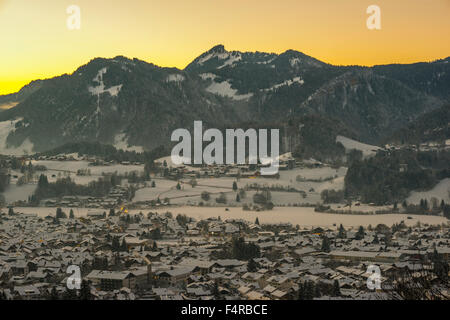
[10,205,448,229]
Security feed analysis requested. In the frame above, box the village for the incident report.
[0,206,448,300]
[0,138,449,300]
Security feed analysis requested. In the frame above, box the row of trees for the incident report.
[111,237,128,252]
[321,189,344,204]
[401,199,450,218]
[212,237,260,261]
[33,174,123,203]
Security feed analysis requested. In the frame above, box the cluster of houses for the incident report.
[157,153,299,181]
[0,208,448,300]
[31,154,143,166]
[384,139,450,153]
[43,186,130,209]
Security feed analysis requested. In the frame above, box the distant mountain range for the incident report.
[0,45,449,156]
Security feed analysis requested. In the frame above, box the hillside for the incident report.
[386,104,450,145]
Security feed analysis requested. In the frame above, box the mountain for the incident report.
[186,47,447,144]
[296,69,442,143]
[186,45,341,107]
[372,57,450,100]
[0,56,247,153]
[0,45,449,156]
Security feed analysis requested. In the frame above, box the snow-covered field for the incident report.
[315,176,345,193]
[88,67,122,97]
[276,167,346,193]
[155,156,195,168]
[134,178,236,203]
[131,167,345,205]
[4,158,448,229]
[5,165,447,227]
[133,179,179,201]
[0,102,19,110]
[199,73,217,80]
[2,160,143,204]
[113,133,144,153]
[166,74,185,83]
[9,206,447,229]
[407,178,450,205]
[0,160,146,204]
[4,161,343,206]
[30,160,144,177]
[280,166,345,181]
[206,80,253,101]
[263,77,304,92]
[151,207,448,228]
[132,170,340,205]
[336,135,380,157]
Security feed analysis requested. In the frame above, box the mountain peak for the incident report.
[185,44,232,69]
[207,44,226,54]
[279,49,327,67]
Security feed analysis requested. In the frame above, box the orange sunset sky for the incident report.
[0,0,449,95]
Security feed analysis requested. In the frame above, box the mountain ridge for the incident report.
[0,45,449,156]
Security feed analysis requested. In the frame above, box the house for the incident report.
[156,266,195,286]
[13,285,41,299]
[11,260,29,276]
[86,270,136,291]
[129,266,153,289]
[178,259,214,275]
[271,289,288,300]
[26,271,48,282]
[245,291,266,300]
[212,259,245,269]
[224,224,240,235]
[122,237,151,249]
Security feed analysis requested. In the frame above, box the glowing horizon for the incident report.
[1,0,449,95]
